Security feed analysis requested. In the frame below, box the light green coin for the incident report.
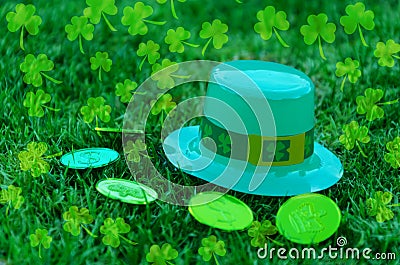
[276,193,341,244]
[60,148,120,169]
[188,191,253,231]
[96,178,158,204]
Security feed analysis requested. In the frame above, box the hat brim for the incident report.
[163,126,343,196]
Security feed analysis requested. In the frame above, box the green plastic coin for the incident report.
[96,178,158,204]
[60,148,120,169]
[276,193,341,244]
[188,191,253,231]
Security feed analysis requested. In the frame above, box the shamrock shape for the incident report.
[63,206,97,237]
[340,2,375,47]
[335,58,362,91]
[198,235,226,265]
[0,185,25,216]
[100,217,137,248]
[384,137,400,169]
[151,94,176,115]
[115,79,138,103]
[125,139,147,163]
[165,27,199,53]
[199,19,229,56]
[151,59,190,89]
[121,2,166,36]
[6,3,42,51]
[356,88,384,121]
[29,228,52,259]
[374,39,400,67]
[90,52,112,81]
[23,89,60,118]
[18,142,50,177]
[83,0,118,31]
[80,97,112,127]
[339,120,370,157]
[254,6,290,47]
[300,13,336,60]
[65,16,94,54]
[366,191,398,222]
[156,0,186,19]
[248,220,280,247]
[20,54,62,87]
[218,134,231,154]
[137,40,160,71]
[146,243,179,265]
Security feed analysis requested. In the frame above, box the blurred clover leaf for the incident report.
[356,88,384,121]
[146,243,178,265]
[151,59,190,89]
[156,0,186,19]
[115,79,138,103]
[198,235,226,265]
[300,13,336,60]
[339,120,370,157]
[6,3,42,51]
[199,19,229,56]
[125,139,147,163]
[165,27,199,53]
[23,89,60,118]
[90,51,112,81]
[335,58,361,91]
[340,2,375,47]
[218,134,231,154]
[384,137,400,169]
[151,94,176,115]
[65,16,94,54]
[80,96,112,127]
[63,206,97,238]
[366,191,398,222]
[29,228,52,259]
[18,142,50,177]
[254,6,290,47]
[248,220,283,247]
[0,185,25,216]
[100,217,137,248]
[121,2,166,36]
[83,0,118,31]
[137,40,160,71]
[20,54,62,87]
[374,39,400,67]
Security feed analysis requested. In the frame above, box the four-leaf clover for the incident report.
[20,54,62,87]
[151,59,190,89]
[356,88,384,121]
[374,39,400,67]
[29,228,52,259]
[247,220,279,247]
[100,217,137,248]
[23,89,60,118]
[339,120,370,157]
[90,51,112,81]
[65,16,94,54]
[80,97,112,126]
[384,137,400,169]
[137,40,161,70]
[198,235,226,265]
[335,58,361,91]
[18,142,50,177]
[164,27,199,53]
[199,19,229,56]
[83,0,118,31]
[63,206,97,237]
[366,191,397,223]
[156,0,186,19]
[125,139,147,163]
[218,133,231,154]
[146,243,179,265]
[0,185,25,216]
[115,79,138,103]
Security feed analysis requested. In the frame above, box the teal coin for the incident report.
[276,193,341,244]
[188,191,253,231]
[96,178,158,204]
[60,148,120,169]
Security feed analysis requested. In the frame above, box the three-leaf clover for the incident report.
[80,96,112,127]
[374,39,400,67]
[124,139,147,163]
[29,229,52,259]
[248,220,281,247]
[335,58,362,91]
[90,52,112,81]
[339,120,370,157]
[23,89,60,118]
[218,134,231,154]
[63,206,97,237]
[18,142,50,177]
[65,16,94,54]
[151,59,190,89]
[115,79,138,103]
[0,185,25,216]
[156,0,186,19]
[254,6,290,47]
[300,13,336,60]
[83,0,118,31]
[20,54,62,87]
[151,94,176,115]
[121,2,166,36]
[199,19,229,56]
[137,40,160,71]
[164,27,199,53]
[366,191,398,222]
[146,243,178,265]
[6,3,42,51]
[100,217,137,248]
[198,235,226,265]
[356,88,384,121]
[384,137,400,169]
[340,2,375,47]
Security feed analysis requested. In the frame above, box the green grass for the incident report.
[1,0,400,264]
